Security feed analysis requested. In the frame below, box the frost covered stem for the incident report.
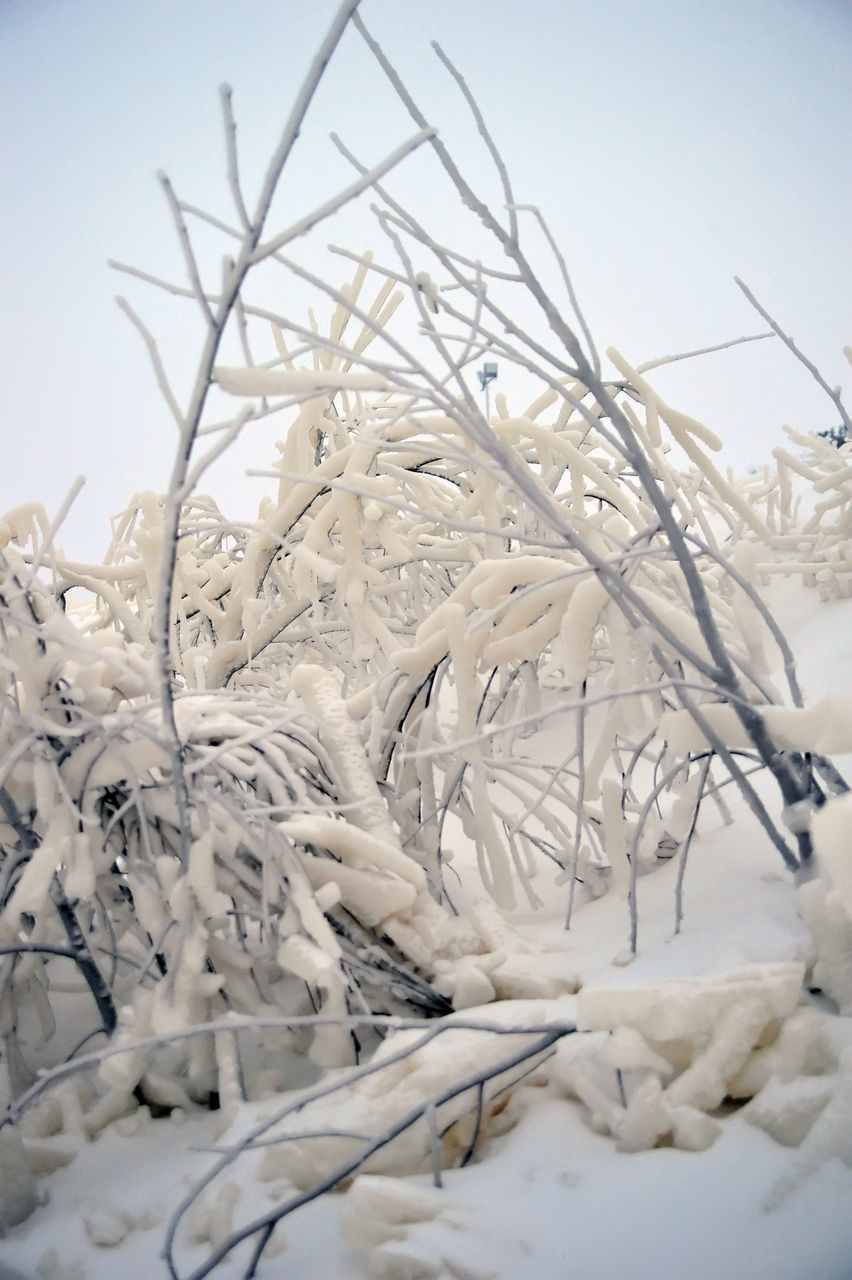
[219,83,251,234]
[565,680,586,930]
[572,368,814,866]
[354,12,595,372]
[735,277,852,436]
[151,0,363,863]
[675,755,713,936]
[649,647,800,872]
[0,786,116,1040]
[48,877,117,1037]
[685,531,804,706]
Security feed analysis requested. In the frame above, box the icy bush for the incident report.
[1,3,851,1269]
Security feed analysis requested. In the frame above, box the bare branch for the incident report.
[157,170,215,328]
[249,127,436,265]
[735,276,852,434]
[219,82,252,233]
[431,41,518,244]
[115,296,185,427]
[636,329,775,373]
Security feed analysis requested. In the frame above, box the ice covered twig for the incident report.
[163,1009,575,1280]
[735,277,852,438]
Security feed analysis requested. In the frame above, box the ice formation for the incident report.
[559,964,808,1151]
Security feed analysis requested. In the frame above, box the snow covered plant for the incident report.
[2,0,852,1269]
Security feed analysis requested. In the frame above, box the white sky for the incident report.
[2,0,851,561]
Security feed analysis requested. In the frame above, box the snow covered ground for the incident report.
[3,581,851,1280]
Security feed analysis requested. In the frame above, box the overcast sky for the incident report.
[2,0,851,561]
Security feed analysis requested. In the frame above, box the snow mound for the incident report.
[557,963,807,1151]
[250,1002,567,1190]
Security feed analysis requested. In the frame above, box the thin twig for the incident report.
[249,128,435,265]
[675,755,713,935]
[636,330,775,374]
[157,170,215,328]
[735,277,851,434]
[565,679,587,930]
[219,83,252,233]
[115,297,185,428]
[431,41,518,244]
